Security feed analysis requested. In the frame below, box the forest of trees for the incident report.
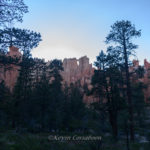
[0,1,150,150]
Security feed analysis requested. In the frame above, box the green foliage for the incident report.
[11,53,34,128]
[106,20,141,49]
[132,82,146,127]
[0,55,20,65]
[0,28,42,53]
[0,0,28,26]
[91,50,126,138]
[0,81,12,129]
[106,20,141,142]
[63,84,86,131]
[135,66,145,79]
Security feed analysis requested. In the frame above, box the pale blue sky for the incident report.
[16,0,150,64]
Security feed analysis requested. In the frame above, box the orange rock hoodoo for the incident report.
[61,56,94,88]
[0,46,22,92]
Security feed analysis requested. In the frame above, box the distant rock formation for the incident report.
[143,59,150,102]
[131,59,150,102]
[0,47,150,103]
[61,56,94,88]
[61,56,95,104]
[7,46,22,59]
[0,46,21,91]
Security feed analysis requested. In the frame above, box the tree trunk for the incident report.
[109,110,118,139]
[12,119,16,128]
[123,37,134,141]
[125,121,130,150]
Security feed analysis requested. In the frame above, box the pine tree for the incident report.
[106,20,141,141]
[0,0,28,26]
[48,59,64,130]
[63,83,87,131]
[91,50,126,139]
[12,52,34,128]
[0,81,12,128]
[0,28,41,53]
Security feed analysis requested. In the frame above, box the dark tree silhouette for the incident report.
[0,28,42,53]
[91,50,125,139]
[0,0,28,26]
[106,20,141,141]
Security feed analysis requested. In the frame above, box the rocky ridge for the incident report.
[0,46,150,103]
